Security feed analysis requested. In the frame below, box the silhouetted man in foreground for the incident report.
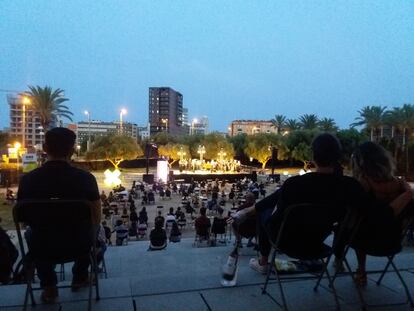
[17,128,101,303]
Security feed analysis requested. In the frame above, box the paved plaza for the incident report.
[1,237,414,310]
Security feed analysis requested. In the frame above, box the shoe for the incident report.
[249,258,268,274]
[71,275,93,292]
[223,256,237,276]
[354,269,367,287]
[40,286,58,304]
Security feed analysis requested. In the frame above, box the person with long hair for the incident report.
[351,141,413,286]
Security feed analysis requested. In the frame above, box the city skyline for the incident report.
[1,1,413,131]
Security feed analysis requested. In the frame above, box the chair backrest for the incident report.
[13,199,94,263]
[211,217,226,234]
[274,203,339,259]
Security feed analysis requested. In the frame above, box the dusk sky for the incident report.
[1,1,413,131]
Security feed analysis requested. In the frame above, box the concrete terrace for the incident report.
[1,237,414,311]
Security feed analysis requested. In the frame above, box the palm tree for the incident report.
[351,105,387,141]
[318,117,338,132]
[271,114,286,134]
[285,119,300,131]
[299,114,319,130]
[22,85,73,129]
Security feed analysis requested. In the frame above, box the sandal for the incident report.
[354,269,367,286]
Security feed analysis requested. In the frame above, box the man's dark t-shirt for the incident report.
[18,161,99,202]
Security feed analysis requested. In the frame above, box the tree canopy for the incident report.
[86,134,143,168]
[158,143,190,167]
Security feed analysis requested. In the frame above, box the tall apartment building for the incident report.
[148,87,185,135]
[228,120,277,136]
[8,95,44,150]
[77,121,138,144]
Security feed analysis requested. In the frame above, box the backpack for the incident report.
[0,228,18,284]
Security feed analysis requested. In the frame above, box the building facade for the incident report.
[138,124,150,140]
[228,120,277,136]
[190,116,209,135]
[148,87,185,135]
[8,95,44,150]
[77,121,138,144]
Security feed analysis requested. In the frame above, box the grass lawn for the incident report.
[0,192,14,230]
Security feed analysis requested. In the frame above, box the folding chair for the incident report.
[211,217,227,245]
[262,203,341,310]
[331,205,414,309]
[13,199,100,311]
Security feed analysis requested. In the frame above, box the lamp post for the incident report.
[76,144,81,157]
[84,110,91,151]
[120,108,127,135]
[197,145,206,162]
[161,118,168,133]
[14,142,21,179]
[268,144,278,176]
[21,96,30,151]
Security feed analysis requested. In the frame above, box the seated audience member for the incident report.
[102,221,112,245]
[113,220,128,246]
[167,207,175,216]
[149,218,167,250]
[211,208,227,243]
[147,191,155,204]
[137,220,148,238]
[165,211,176,229]
[228,133,368,275]
[175,207,183,219]
[121,208,129,224]
[350,142,414,286]
[169,221,182,243]
[6,188,15,204]
[130,210,139,223]
[16,128,101,302]
[154,211,165,228]
[138,206,148,224]
[165,188,172,199]
[195,207,211,240]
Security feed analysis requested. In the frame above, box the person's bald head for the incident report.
[245,192,256,205]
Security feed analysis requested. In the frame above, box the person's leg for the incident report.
[36,261,58,288]
[36,261,58,303]
[355,249,367,286]
[72,253,90,285]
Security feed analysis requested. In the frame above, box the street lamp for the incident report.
[84,110,91,151]
[21,96,31,150]
[14,142,21,177]
[217,148,227,161]
[120,108,127,135]
[177,146,186,162]
[268,144,278,176]
[161,118,168,133]
[197,145,206,162]
[76,144,81,157]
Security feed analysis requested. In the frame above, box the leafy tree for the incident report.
[151,132,177,146]
[285,119,300,131]
[22,85,73,129]
[86,134,143,169]
[228,133,248,159]
[336,129,368,167]
[299,114,319,130]
[158,143,190,167]
[351,105,387,141]
[291,142,312,170]
[0,131,10,151]
[271,114,286,134]
[244,133,289,169]
[199,133,234,160]
[318,117,338,132]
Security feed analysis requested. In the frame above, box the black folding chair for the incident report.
[13,199,100,311]
[331,204,414,310]
[262,203,341,311]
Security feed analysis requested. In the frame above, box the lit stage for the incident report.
[171,169,255,183]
